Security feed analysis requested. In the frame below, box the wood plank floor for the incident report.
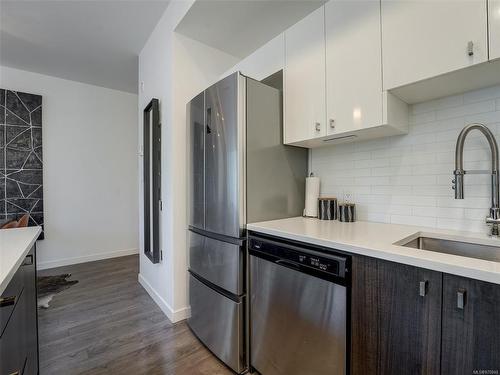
[38,255,233,375]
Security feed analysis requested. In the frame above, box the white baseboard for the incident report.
[37,248,139,270]
[138,273,190,323]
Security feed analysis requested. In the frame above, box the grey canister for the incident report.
[339,203,356,222]
[318,197,338,220]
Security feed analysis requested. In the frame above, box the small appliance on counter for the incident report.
[339,203,356,222]
[318,197,338,220]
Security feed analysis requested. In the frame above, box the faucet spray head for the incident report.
[453,170,464,199]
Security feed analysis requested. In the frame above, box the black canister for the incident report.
[339,203,356,222]
[318,197,338,220]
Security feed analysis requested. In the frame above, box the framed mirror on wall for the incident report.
[143,98,161,264]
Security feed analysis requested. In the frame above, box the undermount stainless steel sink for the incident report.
[398,236,500,263]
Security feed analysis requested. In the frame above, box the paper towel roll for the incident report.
[304,176,320,217]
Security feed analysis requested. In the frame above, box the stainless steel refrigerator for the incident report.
[187,72,307,373]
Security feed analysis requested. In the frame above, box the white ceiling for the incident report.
[175,0,325,59]
[0,0,170,93]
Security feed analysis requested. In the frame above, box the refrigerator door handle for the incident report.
[206,107,212,134]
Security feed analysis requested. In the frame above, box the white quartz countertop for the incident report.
[247,217,500,285]
[0,226,42,294]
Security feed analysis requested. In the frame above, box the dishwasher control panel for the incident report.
[249,236,346,278]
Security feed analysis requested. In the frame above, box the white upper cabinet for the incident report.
[490,0,500,60]
[382,0,488,90]
[325,0,382,136]
[284,6,326,144]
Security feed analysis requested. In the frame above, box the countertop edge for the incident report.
[0,227,42,295]
[247,222,500,285]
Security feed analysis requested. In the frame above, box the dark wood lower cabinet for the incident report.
[377,260,442,375]
[352,255,500,375]
[23,246,39,375]
[351,256,378,375]
[0,289,27,375]
[351,256,442,375]
[441,274,500,375]
[0,245,38,375]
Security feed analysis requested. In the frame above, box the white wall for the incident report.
[138,1,239,323]
[0,66,139,269]
[222,33,285,81]
[312,85,500,234]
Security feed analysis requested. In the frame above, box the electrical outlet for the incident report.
[343,191,353,204]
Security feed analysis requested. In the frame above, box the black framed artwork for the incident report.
[143,98,161,264]
[0,89,44,238]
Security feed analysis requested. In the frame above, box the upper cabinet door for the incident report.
[325,0,383,136]
[490,0,500,60]
[284,6,326,144]
[382,0,488,90]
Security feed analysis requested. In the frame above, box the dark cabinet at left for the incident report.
[0,246,39,375]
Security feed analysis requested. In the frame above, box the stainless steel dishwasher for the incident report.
[248,233,350,375]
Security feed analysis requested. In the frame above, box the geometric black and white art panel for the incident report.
[0,88,44,236]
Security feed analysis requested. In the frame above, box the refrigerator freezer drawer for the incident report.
[188,273,246,373]
[189,231,244,296]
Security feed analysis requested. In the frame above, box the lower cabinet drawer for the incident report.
[0,265,24,337]
[187,273,245,373]
[0,290,27,375]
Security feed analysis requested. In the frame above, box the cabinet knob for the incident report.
[23,254,33,266]
[329,119,335,129]
[467,41,474,56]
[419,280,428,297]
[457,288,467,309]
[315,122,321,132]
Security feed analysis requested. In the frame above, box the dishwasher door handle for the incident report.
[276,259,301,271]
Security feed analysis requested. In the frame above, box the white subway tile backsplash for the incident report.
[435,100,496,120]
[412,93,464,115]
[411,111,436,125]
[436,196,490,209]
[436,218,486,233]
[464,208,489,220]
[412,185,451,197]
[464,86,500,104]
[354,158,390,169]
[389,175,437,186]
[311,84,500,233]
[391,195,437,207]
[372,185,412,195]
[391,215,437,227]
[371,167,397,176]
[354,176,390,186]
[464,110,500,125]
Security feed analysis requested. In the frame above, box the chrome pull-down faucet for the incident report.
[453,123,500,236]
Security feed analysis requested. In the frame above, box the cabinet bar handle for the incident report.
[457,289,466,309]
[315,122,321,132]
[329,119,335,129]
[0,295,16,308]
[419,280,428,297]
